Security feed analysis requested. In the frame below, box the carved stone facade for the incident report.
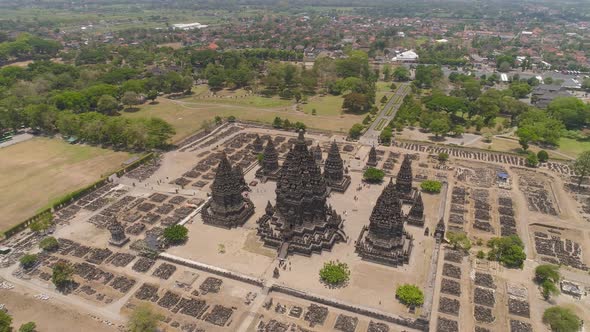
[396,154,413,197]
[407,193,425,226]
[323,141,351,193]
[356,179,413,266]
[257,131,346,258]
[252,134,264,154]
[256,138,281,181]
[202,153,255,229]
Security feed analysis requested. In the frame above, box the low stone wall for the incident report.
[269,284,430,331]
[158,253,264,288]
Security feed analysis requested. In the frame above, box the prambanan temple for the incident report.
[255,138,280,181]
[366,146,378,168]
[257,131,346,258]
[323,141,351,193]
[356,154,425,266]
[202,153,255,229]
[356,178,414,266]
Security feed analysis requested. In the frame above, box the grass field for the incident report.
[0,138,131,231]
[128,98,363,142]
[302,94,344,116]
[184,87,294,108]
[557,138,590,158]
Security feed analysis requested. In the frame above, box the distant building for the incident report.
[172,22,208,30]
[392,50,419,63]
[531,84,571,108]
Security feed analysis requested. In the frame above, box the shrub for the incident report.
[128,303,163,332]
[535,264,560,299]
[19,322,37,332]
[447,231,471,252]
[537,150,549,163]
[0,311,12,332]
[363,167,385,183]
[319,261,350,285]
[476,250,485,259]
[421,180,442,193]
[39,236,59,251]
[396,284,424,307]
[52,261,74,289]
[526,152,539,167]
[227,115,236,122]
[543,306,581,332]
[19,254,38,269]
[438,152,449,162]
[163,225,188,245]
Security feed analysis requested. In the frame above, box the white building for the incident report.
[392,50,419,63]
[172,22,208,30]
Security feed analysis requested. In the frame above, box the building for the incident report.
[531,84,571,109]
[392,50,419,63]
[172,23,208,30]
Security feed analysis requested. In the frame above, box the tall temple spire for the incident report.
[366,146,378,167]
[396,154,413,195]
[252,134,264,154]
[407,192,425,226]
[323,141,350,192]
[202,153,254,228]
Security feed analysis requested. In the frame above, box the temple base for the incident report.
[326,175,351,193]
[355,226,413,267]
[202,200,255,229]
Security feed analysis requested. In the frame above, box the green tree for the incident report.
[526,152,539,168]
[363,167,385,183]
[121,91,140,110]
[380,127,393,145]
[537,150,549,163]
[96,95,119,115]
[19,322,36,332]
[535,264,560,300]
[348,123,364,139]
[19,253,38,269]
[543,306,581,332]
[393,66,410,82]
[547,96,590,130]
[147,90,158,103]
[487,235,526,268]
[0,311,12,332]
[342,92,370,114]
[380,95,388,104]
[574,150,590,187]
[272,117,283,129]
[319,261,350,285]
[476,250,486,259]
[395,284,424,307]
[429,118,450,137]
[52,261,74,290]
[421,180,442,193]
[447,231,471,252]
[128,303,163,332]
[438,152,449,162]
[39,236,59,251]
[163,225,188,244]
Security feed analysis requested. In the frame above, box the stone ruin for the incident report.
[323,141,351,193]
[252,134,264,154]
[356,179,413,266]
[256,138,281,181]
[201,153,255,229]
[257,131,346,258]
[366,146,378,168]
[107,218,129,247]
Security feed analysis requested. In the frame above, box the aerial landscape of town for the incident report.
[2,0,590,331]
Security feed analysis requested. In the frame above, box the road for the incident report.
[360,82,410,146]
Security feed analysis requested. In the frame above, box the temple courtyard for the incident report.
[1,122,590,332]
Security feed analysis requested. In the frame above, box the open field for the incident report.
[302,94,344,116]
[0,138,131,231]
[184,86,294,108]
[557,137,590,158]
[128,97,363,142]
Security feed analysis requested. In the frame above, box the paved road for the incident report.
[360,83,410,146]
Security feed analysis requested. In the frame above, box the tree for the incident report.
[272,117,283,129]
[128,303,163,332]
[121,91,141,110]
[147,90,158,103]
[447,231,471,252]
[348,123,364,139]
[20,253,38,269]
[342,92,370,114]
[380,95,388,104]
[19,322,37,332]
[294,122,306,131]
[429,118,450,137]
[535,264,560,300]
[395,284,424,307]
[29,213,53,233]
[380,127,393,145]
[547,96,590,130]
[438,152,449,162]
[227,115,236,123]
[476,250,486,259]
[0,311,12,332]
[421,180,442,193]
[363,167,385,183]
[393,66,410,82]
[163,225,188,244]
[543,306,581,332]
[390,83,397,91]
[52,261,74,290]
[537,150,549,163]
[526,152,539,168]
[487,235,526,268]
[214,116,222,125]
[319,261,350,285]
[39,236,59,251]
[96,95,119,115]
[573,150,590,187]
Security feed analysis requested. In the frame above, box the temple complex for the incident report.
[323,141,351,193]
[356,179,413,266]
[257,131,346,258]
[202,154,255,228]
[255,138,280,180]
[396,154,414,198]
[366,146,378,168]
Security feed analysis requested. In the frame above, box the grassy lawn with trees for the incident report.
[0,138,131,231]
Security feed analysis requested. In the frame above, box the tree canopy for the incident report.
[163,225,188,244]
[128,303,163,332]
[319,261,350,285]
[487,235,526,268]
[542,306,581,332]
[395,284,425,307]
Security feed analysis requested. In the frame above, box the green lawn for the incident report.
[558,137,590,157]
[181,87,293,108]
[302,94,344,116]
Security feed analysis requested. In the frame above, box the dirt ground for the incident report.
[0,138,131,231]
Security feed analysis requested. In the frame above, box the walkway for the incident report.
[360,83,410,146]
